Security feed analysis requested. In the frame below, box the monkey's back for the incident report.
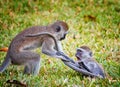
[8,26,47,54]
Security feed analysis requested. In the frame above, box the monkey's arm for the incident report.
[56,41,64,52]
[41,38,70,61]
[56,51,76,64]
[78,61,92,73]
[62,61,100,78]
[77,59,92,73]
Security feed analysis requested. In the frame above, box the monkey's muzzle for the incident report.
[75,53,81,60]
[60,34,66,41]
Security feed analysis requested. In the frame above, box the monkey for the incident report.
[57,52,101,78]
[75,46,105,78]
[0,20,70,75]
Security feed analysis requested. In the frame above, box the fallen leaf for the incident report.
[84,15,96,22]
[6,80,27,87]
[0,47,8,52]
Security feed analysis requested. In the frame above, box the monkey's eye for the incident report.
[56,26,61,32]
[77,49,82,53]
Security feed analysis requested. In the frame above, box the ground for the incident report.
[0,0,120,87]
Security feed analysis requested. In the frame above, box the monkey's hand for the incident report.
[56,51,75,63]
[42,49,72,62]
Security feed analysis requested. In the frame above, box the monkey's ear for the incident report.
[55,26,61,32]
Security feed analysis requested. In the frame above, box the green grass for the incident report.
[0,0,120,86]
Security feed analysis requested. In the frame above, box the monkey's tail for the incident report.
[0,56,11,72]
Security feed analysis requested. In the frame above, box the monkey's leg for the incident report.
[12,51,40,75]
[24,59,40,75]
[24,65,30,74]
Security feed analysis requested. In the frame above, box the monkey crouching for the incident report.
[0,20,70,75]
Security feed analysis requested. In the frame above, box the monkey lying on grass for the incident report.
[75,46,105,78]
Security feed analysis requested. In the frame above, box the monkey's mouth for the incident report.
[60,37,65,41]
[75,54,81,60]
[60,34,66,41]
[76,57,81,60]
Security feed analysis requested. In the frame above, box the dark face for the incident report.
[75,49,83,60]
[54,24,68,41]
[52,21,69,41]
[75,48,93,60]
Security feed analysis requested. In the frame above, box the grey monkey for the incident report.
[0,21,69,75]
[75,46,105,78]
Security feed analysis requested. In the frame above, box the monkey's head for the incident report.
[50,20,69,41]
[75,46,93,60]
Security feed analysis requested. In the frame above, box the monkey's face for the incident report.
[52,21,69,41]
[75,46,92,60]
